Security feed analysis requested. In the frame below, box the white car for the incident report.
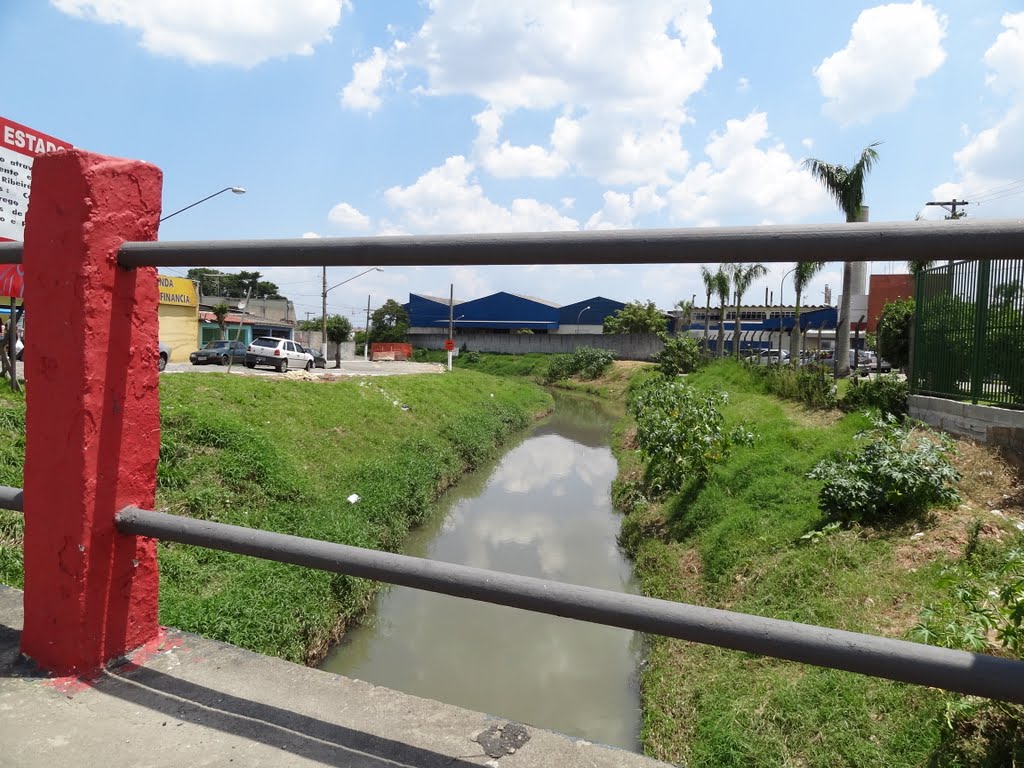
[244,337,314,372]
[745,349,790,365]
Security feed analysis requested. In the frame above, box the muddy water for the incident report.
[321,392,641,750]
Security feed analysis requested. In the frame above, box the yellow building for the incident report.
[157,275,198,363]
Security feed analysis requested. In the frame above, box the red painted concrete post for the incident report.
[20,150,163,676]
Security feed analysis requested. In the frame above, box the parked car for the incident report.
[190,339,247,366]
[244,337,314,372]
[158,342,170,372]
[298,344,327,369]
[744,349,790,365]
[857,351,893,373]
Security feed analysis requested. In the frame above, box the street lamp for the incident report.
[160,186,246,223]
[322,267,383,362]
[576,306,591,335]
[778,266,798,361]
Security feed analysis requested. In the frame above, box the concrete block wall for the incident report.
[411,333,665,361]
[909,395,1024,452]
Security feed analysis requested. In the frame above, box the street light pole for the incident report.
[160,186,245,223]
[576,306,591,335]
[779,266,798,361]
[320,267,383,363]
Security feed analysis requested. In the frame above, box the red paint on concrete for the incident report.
[867,273,914,333]
[20,149,163,676]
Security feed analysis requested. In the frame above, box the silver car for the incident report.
[244,337,314,372]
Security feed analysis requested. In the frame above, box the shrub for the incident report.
[748,362,837,409]
[627,377,754,494]
[654,335,708,377]
[841,374,908,417]
[807,415,960,525]
[543,346,615,384]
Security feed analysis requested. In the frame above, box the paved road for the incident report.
[163,359,445,378]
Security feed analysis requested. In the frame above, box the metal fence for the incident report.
[912,259,1024,408]
[7,208,1024,699]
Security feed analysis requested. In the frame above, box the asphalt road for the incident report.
[163,359,445,377]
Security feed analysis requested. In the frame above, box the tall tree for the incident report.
[603,300,667,334]
[211,302,230,340]
[802,142,881,377]
[700,265,715,349]
[789,261,826,360]
[369,299,410,343]
[713,267,731,358]
[731,263,767,359]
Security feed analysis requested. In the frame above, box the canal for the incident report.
[321,391,642,750]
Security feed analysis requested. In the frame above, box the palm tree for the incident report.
[731,263,767,359]
[675,298,695,336]
[713,267,731,358]
[803,142,881,377]
[700,266,715,349]
[789,261,825,360]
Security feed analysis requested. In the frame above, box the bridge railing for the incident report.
[4,148,1024,702]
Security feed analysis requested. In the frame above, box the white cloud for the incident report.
[666,112,832,225]
[301,231,321,238]
[984,12,1024,93]
[341,47,389,110]
[342,0,721,186]
[585,187,665,230]
[737,76,750,92]
[379,156,579,234]
[472,108,569,178]
[51,0,348,67]
[327,202,372,231]
[934,13,1024,218]
[802,137,814,150]
[815,1,947,125]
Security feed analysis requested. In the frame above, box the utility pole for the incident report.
[447,283,454,372]
[364,294,371,362]
[926,198,970,220]
[321,267,328,359]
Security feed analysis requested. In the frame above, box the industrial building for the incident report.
[405,293,627,334]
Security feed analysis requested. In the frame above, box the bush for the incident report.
[807,415,960,525]
[543,346,615,384]
[627,377,754,494]
[841,374,909,417]
[654,335,708,377]
[748,362,837,409]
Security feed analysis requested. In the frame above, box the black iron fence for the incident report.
[912,258,1024,408]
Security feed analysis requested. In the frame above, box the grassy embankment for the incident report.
[615,360,1021,767]
[0,370,551,664]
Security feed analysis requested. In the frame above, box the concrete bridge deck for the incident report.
[0,587,670,767]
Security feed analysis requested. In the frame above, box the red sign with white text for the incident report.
[0,116,74,296]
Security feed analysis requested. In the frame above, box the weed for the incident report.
[808,415,960,526]
[841,374,908,417]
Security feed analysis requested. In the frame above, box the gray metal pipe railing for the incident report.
[0,485,22,512]
[3,220,1024,268]
[116,506,1024,704]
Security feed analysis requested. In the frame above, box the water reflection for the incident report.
[320,392,641,750]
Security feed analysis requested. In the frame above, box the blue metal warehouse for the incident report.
[406,293,628,334]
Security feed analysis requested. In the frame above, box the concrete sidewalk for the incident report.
[0,586,670,767]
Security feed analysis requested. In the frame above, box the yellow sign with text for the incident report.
[157,275,197,307]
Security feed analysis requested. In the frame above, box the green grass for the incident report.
[414,349,554,379]
[0,371,551,664]
[616,360,964,767]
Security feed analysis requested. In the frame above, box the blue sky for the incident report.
[4,0,1024,321]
